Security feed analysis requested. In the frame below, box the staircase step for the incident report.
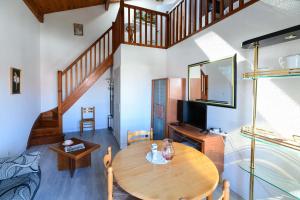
[41,110,58,119]
[32,127,60,137]
[37,118,58,128]
[29,134,64,146]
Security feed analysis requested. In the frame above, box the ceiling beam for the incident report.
[23,0,44,23]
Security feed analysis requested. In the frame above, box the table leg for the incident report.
[69,158,76,178]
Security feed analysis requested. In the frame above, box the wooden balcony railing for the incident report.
[168,0,258,47]
[112,5,124,52]
[112,0,257,50]
[123,4,169,48]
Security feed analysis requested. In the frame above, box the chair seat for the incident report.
[113,184,139,200]
[81,118,95,122]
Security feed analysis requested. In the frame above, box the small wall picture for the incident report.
[74,23,83,36]
[11,67,21,94]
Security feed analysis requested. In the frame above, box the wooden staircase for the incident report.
[28,108,63,146]
[27,28,113,147]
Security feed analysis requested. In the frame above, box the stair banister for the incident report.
[120,0,125,44]
[57,71,63,134]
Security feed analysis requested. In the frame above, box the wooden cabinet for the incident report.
[151,78,186,140]
[168,124,224,176]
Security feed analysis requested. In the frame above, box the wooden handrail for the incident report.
[63,27,112,74]
[168,0,185,13]
[57,71,63,133]
[124,3,169,17]
[62,38,100,74]
[60,26,113,105]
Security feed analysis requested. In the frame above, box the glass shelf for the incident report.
[241,126,300,151]
[243,68,300,79]
[239,160,300,199]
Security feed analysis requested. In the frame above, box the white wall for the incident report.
[167,1,300,199]
[113,44,167,148]
[113,47,122,146]
[63,69,111,132]
[0,0,40,157]
[40,4,120,132]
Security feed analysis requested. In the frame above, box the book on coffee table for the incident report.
[64,143,85,153]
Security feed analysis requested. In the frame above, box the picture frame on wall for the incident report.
[74,23,83,36]
[11,67,21,94]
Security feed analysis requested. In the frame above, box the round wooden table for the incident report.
[112,141,219,200]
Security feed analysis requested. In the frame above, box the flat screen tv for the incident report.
[177,100,207,131]
[177,100,189,123]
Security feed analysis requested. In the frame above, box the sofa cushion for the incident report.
[0,152,40,181]
[0,170,41,200]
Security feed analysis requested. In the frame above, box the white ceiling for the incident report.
[127,0,181,12]
[260,0,300,16]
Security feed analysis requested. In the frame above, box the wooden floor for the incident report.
[28,129,243,200]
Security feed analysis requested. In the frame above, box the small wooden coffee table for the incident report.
[49,138,100,177]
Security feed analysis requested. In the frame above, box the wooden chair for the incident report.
[127,128,153,145]
[107,167,114,200]
[80,107,95,136]
[179,180,230,200]
[103,146,112,169]
[218,180,230,200]
[207,180,230,200]
[103,147,137,200]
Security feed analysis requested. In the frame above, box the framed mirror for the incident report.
[188,54,237,108]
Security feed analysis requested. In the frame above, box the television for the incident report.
[177,100,189,123]
[177,100,207,130]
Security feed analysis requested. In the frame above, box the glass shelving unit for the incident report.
[239,159,300,199]
[240,130,300,199]
[241,126,300,151]
[240,24,300,200]
[243,68,300,79]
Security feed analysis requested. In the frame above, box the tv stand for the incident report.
[169,122,184,127]
[168,123,224,176]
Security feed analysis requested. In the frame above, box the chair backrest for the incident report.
[103,146,112,169]
[218,180,230,200]
[107,167,113,200]
[81,107,95,120]
[127,128,153,145]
